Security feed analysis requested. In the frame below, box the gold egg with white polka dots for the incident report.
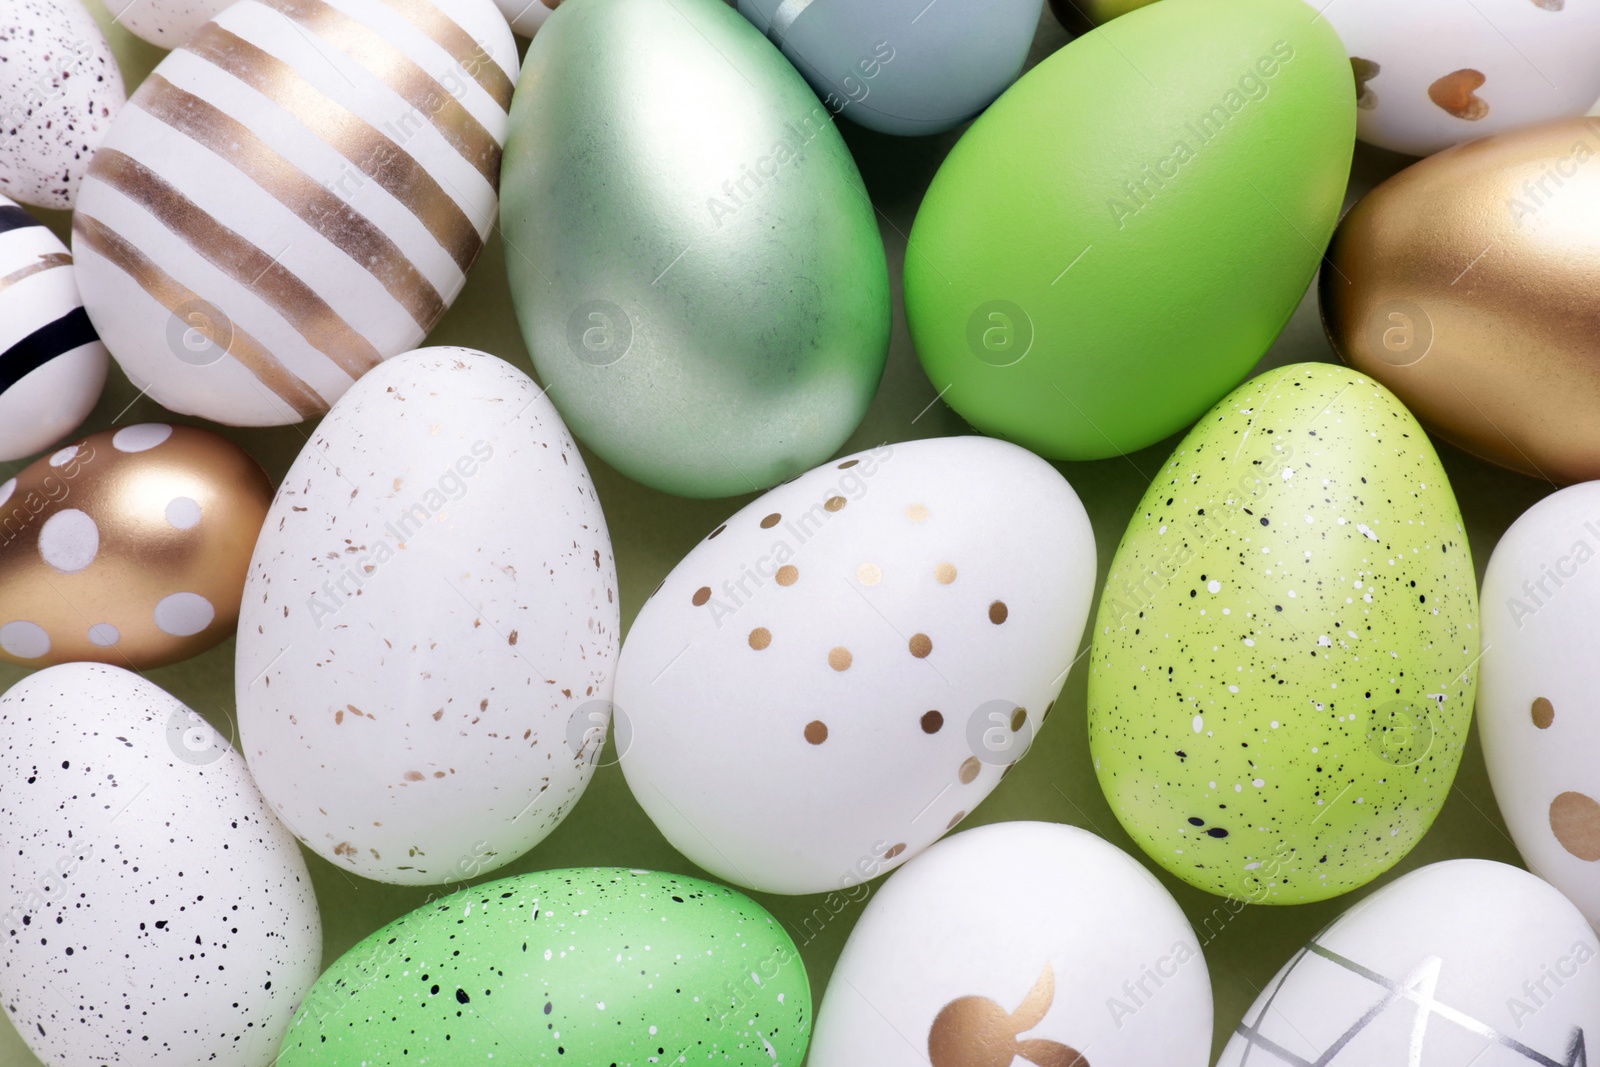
[0,422,271,668]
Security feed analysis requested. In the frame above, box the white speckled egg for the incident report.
[0,662,322,1067]
[0,195,108,462]
[737,0,1042,136]
[1216,859,1600,1065]
[72,0,517,427]
[809,822,1212,1067]
[496,0,556,36]
[1326,0,1600,156]
[236,347,619,885]
[114,0,233,49]
[0,0,125,210]
[615,437,1096,895]
[1480,481,1600,931]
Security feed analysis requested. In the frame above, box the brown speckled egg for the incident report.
[0,422,271,668]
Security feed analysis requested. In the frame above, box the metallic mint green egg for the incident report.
[501,0,891,499]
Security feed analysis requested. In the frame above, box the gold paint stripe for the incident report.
[72,214,327,419]
[185,23,485,274]
[262,0,502,186]
[375,0,515,112]
[91,148,384,380]
[135,74,448,332]
[0,253,72,292]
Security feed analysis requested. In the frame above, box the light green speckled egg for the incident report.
[273,868,810,1065]
[1088,363,1478,905]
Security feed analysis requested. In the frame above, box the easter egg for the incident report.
[616,437,1097,895]
[0,195,108,462]
[1216,860,1600,1066]
[496,0,555,36]
[274,868,810,1066]
[1088,363,1479,904]
[1322,117,1600,485]
[236,348,618,885]
[1325,0,1600,157]
[904,0,1355,461]
[736,0,1043,136]
[0,422,272,669]
[0,0,125,210]
[501,0,891,498]
[114,0,232,48]
[72,0,517,427]
[1479,481,1600,930]
[809,822,1212,1067]
[0,663,322,1067]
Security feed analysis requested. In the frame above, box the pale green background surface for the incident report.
[0,6,1547,1065]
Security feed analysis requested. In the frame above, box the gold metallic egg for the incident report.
[0,422,271,668]
[1322,116,1600,485]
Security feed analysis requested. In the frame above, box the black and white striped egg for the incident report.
[0,195,107,462]
[0,663,322,1067]
[72,0,518,427]
[0,0,125,210]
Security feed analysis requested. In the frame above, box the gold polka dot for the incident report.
[958,756,980,784]
[760,513,781,529]
[881,842,906,860]
[824,496,847,512]
[946,810,966,830]
[1533,697,1555,729]
[1429,68,1490,121]
[804,720,828,745]
[989,600,1009,625]
[708,524,726,540]
[909,633,932,658]
[921,710,943,734]
[935,562,957,585]
[837,459,859,469]
[857,563,882,586]
[1551,791,1600,861]
[775,565,798,586]
[749,627,772,651]
[1010,707,1026,731]
[692,586,711,606]
[906,503,930,522]
[828,647,852,671]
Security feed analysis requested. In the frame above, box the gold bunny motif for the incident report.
[927,964,1088,1067]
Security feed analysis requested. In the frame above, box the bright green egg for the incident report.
[501,0,890,499]
[1088,364,1479,904]
[273,869,811,1065]
[905,0,1355,461]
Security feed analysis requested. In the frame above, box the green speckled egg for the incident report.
[1087,363,1479,905]
[274,868,810,1065]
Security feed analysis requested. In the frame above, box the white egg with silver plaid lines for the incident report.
[615,436,1097,895]
[0,663,322,1067]
[0,195,108,462]
[72,0,517,427]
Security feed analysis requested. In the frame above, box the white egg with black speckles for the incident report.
[0,0,125,209]
[1090,363,1479,905]
[113,0,232,49]
[236,347,619,886]
[0,662,322,1067]
[1479,480,1600,931]
[1216,859,1600,1066]
[616,436,1097,895]
[809,822,1213,1067]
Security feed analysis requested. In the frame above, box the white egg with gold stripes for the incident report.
[110,0,234,49]
[73,0,518,427]
[0,196,109,462]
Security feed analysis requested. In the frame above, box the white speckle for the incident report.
[0,620,50,659]
[1357,523,1378,541]
[87,623,120,647]
[1270,720,1280,729]
[1192,715,1203,733]
[597,1001,605,1010]
[1317,635,1332,647]
[1207,580,1221,594]
[113,423,174,453]
[1288,590,1297,598]
[1228,685,1239,693]
[1234,783,1243,792]
[38,509,100,573]
[1244,638,1255,647]
[166,496,202,530]
[154,592,215,637]
[1244,861,1262,870]
[1252,778,1265,788]
[1282,467,1294,480]
[49,445,79,468]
